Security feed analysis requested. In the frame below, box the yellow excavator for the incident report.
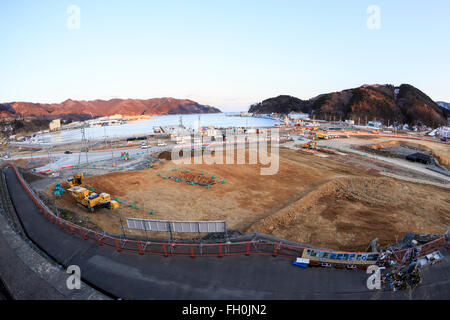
[67,173,84,188]
[67,186,119,212]
[302,140,317,149]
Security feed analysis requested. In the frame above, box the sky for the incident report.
[1,0,449,111]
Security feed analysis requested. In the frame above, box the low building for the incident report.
[109,114,123,120]
[437,126,450,138]
[288,112,309,120]
[344,119,355,125]
[62,121,82,130]
[368,121,382,128]
[49,119,61,131]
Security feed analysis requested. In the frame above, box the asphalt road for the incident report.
[4,166,450,299]
[3,145,172,173]
[0,278,12,300]
[6,135,272,173]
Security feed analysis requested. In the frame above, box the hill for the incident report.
[0,97,221,120]
[249,84,448,127]
[437,101,450,110]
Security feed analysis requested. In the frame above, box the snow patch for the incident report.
[394,88,400,100]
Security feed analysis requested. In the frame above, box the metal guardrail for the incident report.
[7,164,449,264]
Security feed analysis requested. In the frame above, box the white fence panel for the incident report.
[126,218,226,233]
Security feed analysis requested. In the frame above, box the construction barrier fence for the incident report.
[8,164,449,263]
[125,217,227,233]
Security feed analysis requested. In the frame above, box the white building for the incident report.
[62,121,81,129]
[288,112,309,120]
[437,126,450,138]
[49,119,61,131]
[109,114,123,120]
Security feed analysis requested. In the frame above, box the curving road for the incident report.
[3,165,450,299]
[317,137,450,184]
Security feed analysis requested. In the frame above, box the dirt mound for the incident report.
[158,151,172,160]
[375,138,450,167]
[84,170,147,197]
[159,149,217,161]
[172,171,217,185]
[248,176,450,250]
[398,141,450,167]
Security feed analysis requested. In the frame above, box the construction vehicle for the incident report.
[302,140,317,149]
[67,186,119,212]
[67,173,84,188]
[316,132,329,140]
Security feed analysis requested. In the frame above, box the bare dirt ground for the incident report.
[249,175,449,251]
[372,138,450,167]
[351,136,450,167]
[51,147,450,251]
[318,137,450,184]
[11,158,50,170]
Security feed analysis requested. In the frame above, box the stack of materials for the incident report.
[54,183,65,196]
[381,262,421,291]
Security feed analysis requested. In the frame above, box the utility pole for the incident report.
[104,126,108,151]
[111,138,115,168]
[47,146,53,172]
[78,125,89,167]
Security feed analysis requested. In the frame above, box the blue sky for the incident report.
[1,0,449,111]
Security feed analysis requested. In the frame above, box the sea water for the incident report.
[35,113,280,144]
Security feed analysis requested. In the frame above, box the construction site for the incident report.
[1,117,449,301]
[4,122,443,252]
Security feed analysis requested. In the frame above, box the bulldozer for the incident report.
[68,186,119,212]
[67,173,84,188]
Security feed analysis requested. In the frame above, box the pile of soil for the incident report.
[249,176,450,251]
[172,171,217,185]
[357,143,429,160]
[374,139,450,167]
[159,149,216,161]
[158,151,172,160]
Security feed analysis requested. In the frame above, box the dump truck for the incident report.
[67,173,84,188]
[68,186,119,212]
